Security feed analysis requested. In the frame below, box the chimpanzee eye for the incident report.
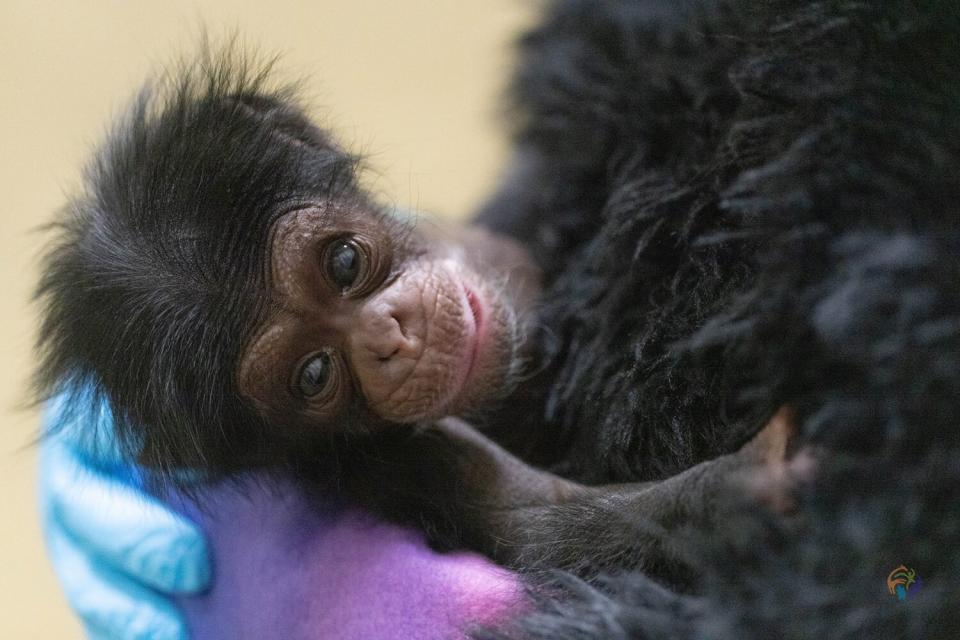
[327,240,359,290]
[296,352,332,398]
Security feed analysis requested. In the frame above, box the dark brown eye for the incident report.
[296,352,332,398]
[327,240,359,290]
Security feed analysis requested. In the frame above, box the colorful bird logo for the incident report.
[887,565,918,601]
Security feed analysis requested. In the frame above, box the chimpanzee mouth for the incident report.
[457,282,488,393]
[465,287,483,330]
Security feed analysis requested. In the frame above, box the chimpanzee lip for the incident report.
[465,287,483,332]
[456,282,487,399]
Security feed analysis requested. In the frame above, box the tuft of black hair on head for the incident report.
[33,44,364,480]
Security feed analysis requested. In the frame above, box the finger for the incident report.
[41,441,211,595]
[740,406,795,464]
[45,524,189,640]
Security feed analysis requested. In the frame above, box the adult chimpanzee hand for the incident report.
[39,393,211,640]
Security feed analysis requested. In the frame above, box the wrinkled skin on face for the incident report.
[238,201,542,431]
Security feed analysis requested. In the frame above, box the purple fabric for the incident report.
[169,476,524,640]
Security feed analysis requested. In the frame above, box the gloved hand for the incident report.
[38,392,211,640]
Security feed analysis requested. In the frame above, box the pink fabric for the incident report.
[173,477,524,639]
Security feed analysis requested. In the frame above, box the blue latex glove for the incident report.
[39,392,211,640]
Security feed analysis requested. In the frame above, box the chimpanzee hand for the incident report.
[342,411,812,584]
[39,394,211,640]
[478,407,816,581]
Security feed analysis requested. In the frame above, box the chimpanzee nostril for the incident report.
[378,346,401,362]
[394,317,409,340]
[350,286,423,366]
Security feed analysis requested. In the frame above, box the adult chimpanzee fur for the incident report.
[475,0,960,638]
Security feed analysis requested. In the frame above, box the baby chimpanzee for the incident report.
[35,52,794,577]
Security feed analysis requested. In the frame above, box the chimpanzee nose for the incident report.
[365,316,412,360]
[344,273,431,408]
[350,301,421,364]
[348,304,423,405]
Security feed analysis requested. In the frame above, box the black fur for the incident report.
[34,2,960,636]
[34,50,370,474]
[477,0,960,637]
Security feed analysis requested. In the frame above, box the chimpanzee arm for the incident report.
[488,409,806,580]
[338,410,800,582]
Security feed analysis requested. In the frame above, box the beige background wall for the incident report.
[0,2,530,636]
